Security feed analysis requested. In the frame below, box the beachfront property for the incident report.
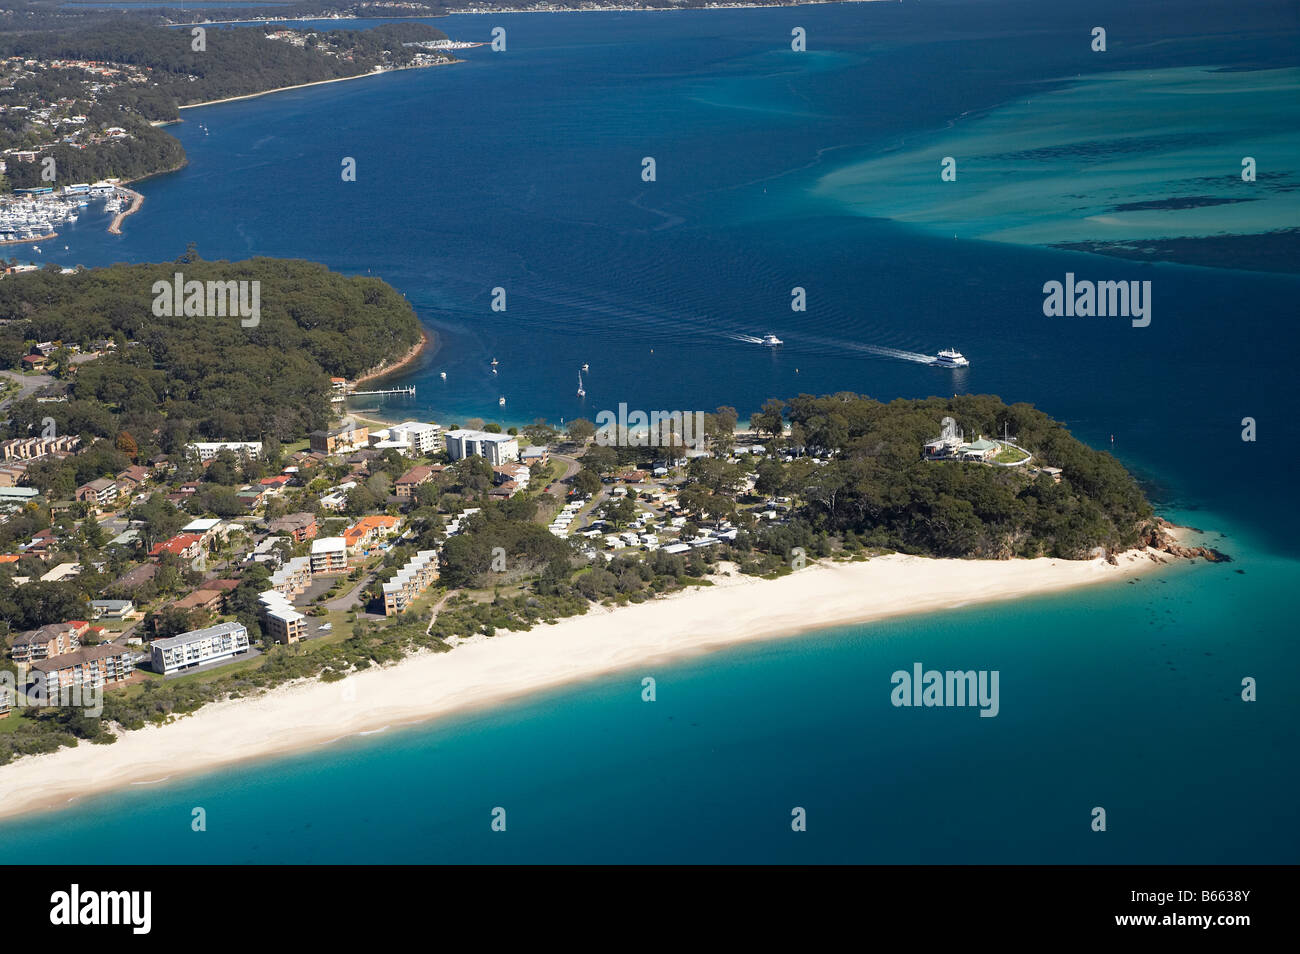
[444,429,519,467]
[309,536,348,574]
[150,621,251,675]
[8,621,85,663]
[521,445,549,467]
[31,643,135,693]
[74,477,118,509]
[187,441,263,462]
[268,511,318,543]
[343,514,401,553]
[310,419,369,456]
[381,549,439,616]
[258,590,306,645]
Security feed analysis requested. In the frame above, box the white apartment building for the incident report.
[309,536,348,575]
[151,621,251,675]
[444,429,519,467]
[188,441,263,462]
[389,421,442,455]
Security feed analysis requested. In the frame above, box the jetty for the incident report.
[348,385,416,398]
[107,188,144,235]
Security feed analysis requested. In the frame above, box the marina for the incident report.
[0,181,132,246]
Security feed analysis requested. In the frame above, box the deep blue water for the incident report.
[2,1,1296,862]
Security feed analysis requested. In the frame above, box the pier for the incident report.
[107,188,144,236]
[348,386,416,398]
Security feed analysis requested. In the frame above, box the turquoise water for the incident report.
[1,1,1296,862]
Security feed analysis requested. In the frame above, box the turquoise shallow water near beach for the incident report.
[3,0,1296,861]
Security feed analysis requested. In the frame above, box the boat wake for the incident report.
[797,332,937,364]
[725,333,766,344]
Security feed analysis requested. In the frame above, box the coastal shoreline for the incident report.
[176,62,461,112]
[351,328,432,390]
[0,547,1187,822]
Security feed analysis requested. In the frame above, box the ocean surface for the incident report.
[1,0,1296,862]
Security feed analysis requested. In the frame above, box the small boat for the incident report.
[498,396,506,407]
[931,348,970,368]
[491,358,498,366]
[577,370,586,398]
[762,334,783,347]
[581,363,589,372]
[439,371,447,380]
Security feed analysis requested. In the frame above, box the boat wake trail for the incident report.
[798,332,935,364]
[725,333,766,344]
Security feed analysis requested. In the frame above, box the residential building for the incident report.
[389,421,442,455]
[444,429,519,467]
[309,536,348,575]
[74,477,118,509]
[309,419,369,456]
[268,555,312,597]
[31,643,134,693]
[395,464,436,499]
[89,599,134,619]
[0,435,79,460]
[149,533,203,561]
[169,588,224,616]
[0,486,41,505]
[521,446,549,466]
[151,621,251,675]
[9,622,83,663]
[342,514,401,553]
[258,590,306,645]
[382,550,440,616]
[187,441,263,462]
[268,512,318,543]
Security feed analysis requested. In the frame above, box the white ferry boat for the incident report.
[932,349,970,368]
[762,334,783,347]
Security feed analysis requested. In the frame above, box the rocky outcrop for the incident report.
[1140,517,1232,563]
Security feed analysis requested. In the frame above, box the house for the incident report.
[114,465,150,490]
[150,621,250,675]
[308,536,347,575]
[235,487,266,511]
[521,446,549,467]
[381,550,439,616]
[31,643,134,693]
[958,438,999,462]
[309,419,369,456]
[268,512,317,543]
[443,430,519,467]
[181,518,225,544]
[258,474,292,493]
[112,563,157,591]
[89,599,134,619]
[395,464,436,499]
[20,354,47,371]
[149,533,203,561]
[74,478,118,509]
[342,514,400,553]
[187,441,262,462]
[1040,467,1063,484]
[9,622,83,663]
[494,464,531,490]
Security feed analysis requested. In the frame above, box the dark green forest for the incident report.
[0,254,422,447]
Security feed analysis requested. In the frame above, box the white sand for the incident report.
[0,549,1171,819]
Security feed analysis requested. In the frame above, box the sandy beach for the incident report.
[176,63,459,112]
[0,547,1179,821]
